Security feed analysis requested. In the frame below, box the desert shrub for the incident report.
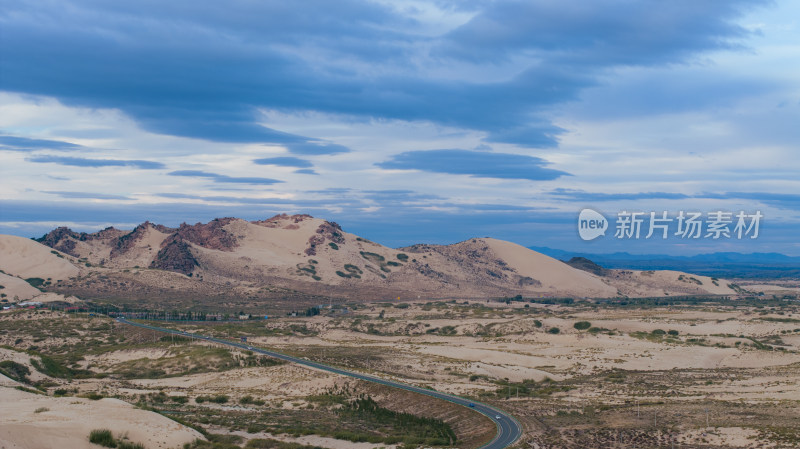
[651,329,666,336]
[246,423,267,433]
[81,392,104,400]
[194,394,228,404]
[533,320,543,328]
[210,394,229,404]
[34,407,49,413]
[668,329,679,336]
[89,429,116,447]
[573,321,591,331]
[25,277,45,288]
[328,242,338,250]
[30,354,72,378]
[0,360,31,383]
[245,439,321,448]
[336,264,362,279]
[547,327,560,334]
[239,395,265,406]
[396,253,409,261]
[438,325,457,336]
[360,251,385,262]
[170,395,189,404]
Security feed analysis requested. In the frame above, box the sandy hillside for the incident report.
[0,386,202,449]
[634,270,737,295]
[603,269,739,297]
[200,215,409,285]
[0,272,41,301]
[0,235,79,280]
[107,223,173,269]
[482,238,617,297]
[18,214,748,300]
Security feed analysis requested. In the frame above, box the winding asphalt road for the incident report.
[117,318,522,449]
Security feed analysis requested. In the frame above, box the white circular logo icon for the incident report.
[578,209,608,241]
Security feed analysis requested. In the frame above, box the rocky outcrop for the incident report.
[173,218,238,251]
[305,221,346,256]
[252,213,313,228]
[150,238,198,275]
[110,222,151,259]
[35,227,81,256]
[565,257,610,277]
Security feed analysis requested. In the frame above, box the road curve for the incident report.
[117,318,522,449]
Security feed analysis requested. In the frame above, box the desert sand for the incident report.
[0,234,79,280]
[0,386,202,449]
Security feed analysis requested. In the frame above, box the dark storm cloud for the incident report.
[27,155,165,169]
[376,149,570,180]
[0,135,82,152]
[548,189,692,201]
[548,189,800,211]
[42,191,134,200]
[253,157,313,168]
[0,0,768,149]
[167,170,283,185]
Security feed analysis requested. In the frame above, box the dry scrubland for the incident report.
[3,295,800,448]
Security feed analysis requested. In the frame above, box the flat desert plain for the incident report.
[3,294,800,448]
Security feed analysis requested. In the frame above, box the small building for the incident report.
[18,301,43,307]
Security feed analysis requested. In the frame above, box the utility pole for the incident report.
[636,400,640,418]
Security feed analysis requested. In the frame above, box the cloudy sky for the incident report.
[1,0,799,255]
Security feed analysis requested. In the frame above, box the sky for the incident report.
[1,0,799,255]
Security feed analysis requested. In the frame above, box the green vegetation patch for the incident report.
[360,251,402,273]
[336,264,363,279]
[88,429,145,449]
[295,263,322,281]
[573,321,591,331]
[110,346,239,379]
[25,277,46,289]
[0,360,31,384]
[306,391,457,446]
[89,429,116,447]
[31,353,74,378]
[488,377,572,399]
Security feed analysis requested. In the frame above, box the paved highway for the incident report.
[118,318,522,449]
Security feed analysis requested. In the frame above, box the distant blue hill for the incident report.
[530,247,800,278]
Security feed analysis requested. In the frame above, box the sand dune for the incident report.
[0,272,40,301]
[0,386,202,449]
[481,238,617,297]
[0,235,79,280]
[5,214,743,300]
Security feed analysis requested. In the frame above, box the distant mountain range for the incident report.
[531,247,800,278]
[0,215,745,309]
